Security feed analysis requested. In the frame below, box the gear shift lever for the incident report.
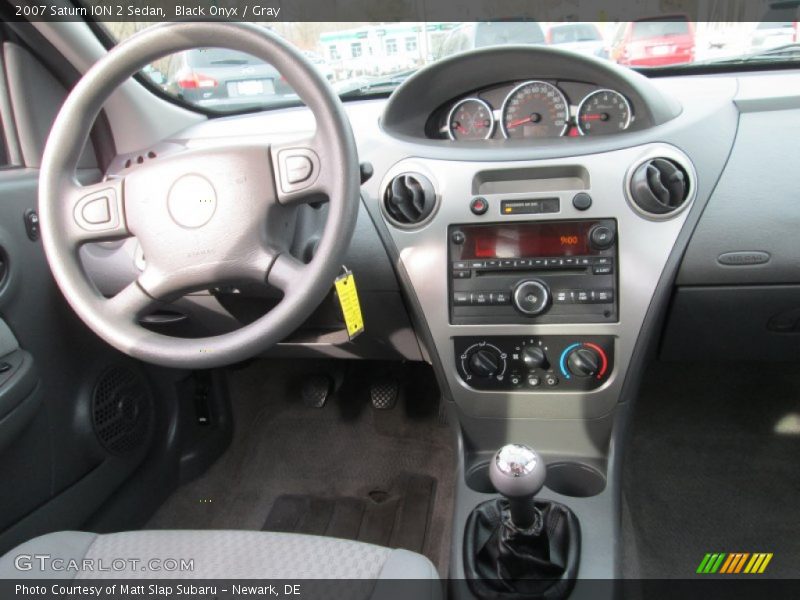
[464,444,581,599]
[489,444,546,530]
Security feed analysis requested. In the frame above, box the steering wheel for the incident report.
[39,22,360,369]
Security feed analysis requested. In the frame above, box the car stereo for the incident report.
[449,219,617,324]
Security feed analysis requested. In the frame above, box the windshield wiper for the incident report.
[694,42,800,66]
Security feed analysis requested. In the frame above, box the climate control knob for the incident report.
[521,345,549,369]
[513,280,551,316]
[468,348,502,379]
[566,347,601,378]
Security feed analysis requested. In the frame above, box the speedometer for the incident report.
[501,81,569,139]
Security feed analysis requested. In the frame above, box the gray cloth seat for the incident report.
[0,530,440,590]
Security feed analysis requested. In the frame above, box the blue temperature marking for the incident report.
[560,343,581,379]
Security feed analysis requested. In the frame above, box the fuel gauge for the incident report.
[576,89,632,136]
[447,98,495,141]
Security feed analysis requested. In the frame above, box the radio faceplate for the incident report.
[449,219,618,324]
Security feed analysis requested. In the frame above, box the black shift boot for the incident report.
[463,497,581,599]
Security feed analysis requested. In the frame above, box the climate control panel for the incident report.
[454,335,614,391]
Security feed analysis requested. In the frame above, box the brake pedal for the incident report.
[302,374,332,408]
[370,379,399,410]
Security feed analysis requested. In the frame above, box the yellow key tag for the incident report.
[335,268,364,340]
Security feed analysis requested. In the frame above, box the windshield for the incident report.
[549,25,603,44]
[631,18,690,40]
[474,21,545,46]
[100,19,800,114]
[187,49,264,67]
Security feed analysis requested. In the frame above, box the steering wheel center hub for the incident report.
[167,174,217,228]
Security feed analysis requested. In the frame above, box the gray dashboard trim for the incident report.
[373,144,697,423]
[678,107,800,286]
[359,188,451,394]
[734,70,800,113]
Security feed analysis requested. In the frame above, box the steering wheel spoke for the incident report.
[266,253,308,293]
[65,177,129,246]
[104,278,156,321]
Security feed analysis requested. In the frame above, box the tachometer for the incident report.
[576,89,632,135]
[501,81,569,139]
[447,98,495,141]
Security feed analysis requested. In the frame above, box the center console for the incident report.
[369,142,698,589]
[447,218,618,392]
[375,143,694,424]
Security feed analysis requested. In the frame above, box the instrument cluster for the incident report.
[434,79,634,141]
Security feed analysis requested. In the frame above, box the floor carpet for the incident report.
[147,359,456,575]
[263,472,437,555]
[623,361,800,579]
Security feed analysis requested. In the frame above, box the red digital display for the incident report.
[455,221,596,259]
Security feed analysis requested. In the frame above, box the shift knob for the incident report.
[489,444,546,529]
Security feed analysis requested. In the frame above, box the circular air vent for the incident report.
[382,172,437,227]
[91,366,152,455]
[629,158,690,217]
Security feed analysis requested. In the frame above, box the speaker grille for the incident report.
[92,366,152,455]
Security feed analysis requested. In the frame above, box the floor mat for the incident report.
[623,361,800,579]
[263,473,436,555]
[147,359,455,575]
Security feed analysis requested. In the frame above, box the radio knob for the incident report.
[567,347,600,378]
[521,345,549,369]
[589,224,615,250]
[513,280,551,316]
[467,348,502,379]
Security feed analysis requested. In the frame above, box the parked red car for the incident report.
[611,16,695,67]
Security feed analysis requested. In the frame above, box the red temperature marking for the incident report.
[584,342,609,379]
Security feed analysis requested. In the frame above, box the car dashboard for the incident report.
[76,41,800,581]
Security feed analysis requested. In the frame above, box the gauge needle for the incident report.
[581,113,608,121]
[506,116,534,129]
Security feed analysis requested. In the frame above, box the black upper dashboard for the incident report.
[426,79,639,142]
[382,45,682,142]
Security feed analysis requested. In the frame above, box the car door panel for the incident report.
[0,36,164,551]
